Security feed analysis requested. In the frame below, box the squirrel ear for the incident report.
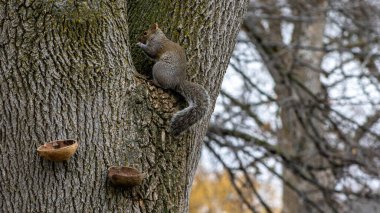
[151,23,159,30]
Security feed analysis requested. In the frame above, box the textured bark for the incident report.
[0,0,247,212]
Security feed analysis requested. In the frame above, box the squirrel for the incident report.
[137,23,210,136]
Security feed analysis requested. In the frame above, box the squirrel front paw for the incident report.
[136,42,145,48]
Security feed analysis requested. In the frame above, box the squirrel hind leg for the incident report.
[152,78,162,88]
[152,62,180,89]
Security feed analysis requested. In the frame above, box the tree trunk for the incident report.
[243,0,334,212]
[0,1,247,212]
[276,1,335,212]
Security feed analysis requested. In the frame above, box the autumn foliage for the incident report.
[190,166,281,213]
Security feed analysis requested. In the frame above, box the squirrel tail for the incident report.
[171,81,210,136]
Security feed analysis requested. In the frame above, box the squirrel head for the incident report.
[139,23,162,44]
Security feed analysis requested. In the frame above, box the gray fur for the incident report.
[171,81,210,136]
[137,25,210,136]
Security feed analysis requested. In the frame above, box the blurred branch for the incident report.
[353,110,380,142]
[205,0,380,212]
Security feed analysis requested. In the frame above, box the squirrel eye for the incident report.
[144,32,147,35]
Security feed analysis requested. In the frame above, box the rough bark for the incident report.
[0,0,247,212]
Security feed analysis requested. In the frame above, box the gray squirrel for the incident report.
[137,23,210,136]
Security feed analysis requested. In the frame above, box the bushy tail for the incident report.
[171,81,210,136]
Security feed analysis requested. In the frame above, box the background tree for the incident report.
[205,0,380,212]
[0,0,247,212]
